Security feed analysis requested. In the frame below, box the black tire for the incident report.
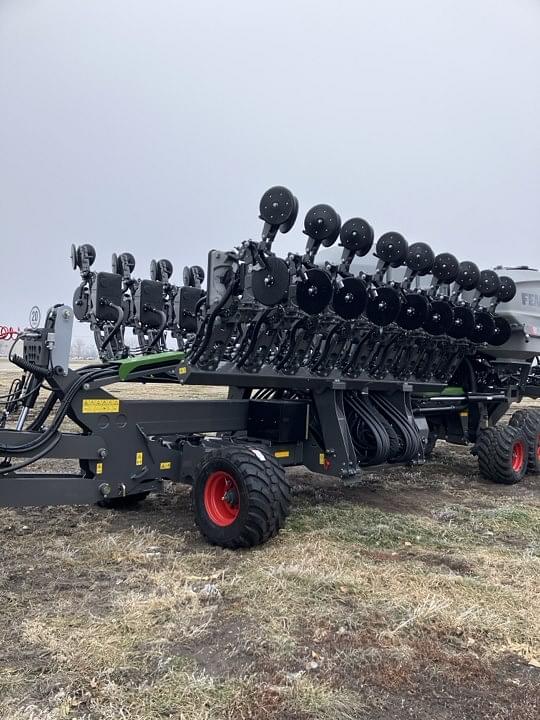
[509,409,540,474]
[475,426,498,480]
[475,425,528,484]
[192,445,291,549]
[98,492,150,509]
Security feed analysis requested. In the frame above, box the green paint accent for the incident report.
[417,386,465,398]
[114,351,185,381]
[439,386,465,396]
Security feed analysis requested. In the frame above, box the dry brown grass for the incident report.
[0,371,539,719]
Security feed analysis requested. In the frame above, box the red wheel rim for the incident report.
[203,471,240,526]
[512,441,525,472]
[537,434,540,462]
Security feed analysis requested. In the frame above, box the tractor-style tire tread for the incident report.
[476,425,528,485]
[475,426,498,480]
[193,446,291,549]
[509,409,540,474]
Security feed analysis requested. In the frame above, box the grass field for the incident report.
[0,365,538,719]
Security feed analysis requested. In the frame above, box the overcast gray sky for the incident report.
[1,0,539,331]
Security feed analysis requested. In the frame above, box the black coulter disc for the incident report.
[432,253,459,283]
[113,252,136,275]
[406,243,434,274]
[70,243,78,270]
[151,258,173,282]
[71,243,96,271]
[339,218,374,256]
[279,195,299,233]
[477,270,500,298]
[497,276,517,303]
[456,261,480,291]
[423,299,454,335]
[365,286,402,326]
[72,287,89,321]
[296,268,333,315]
[448,305,475,339]
[191,265,205,285]
[489,315,512,346]
[252,257,290,306]
[375,232,408,267]
[304,204,341,247]
[332,277,368,319]
[470,309,496,343]
[396,292,429,330]
[259,186,296,227]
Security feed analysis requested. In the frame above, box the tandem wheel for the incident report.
[475,425,529,485]
[509,409,540,475]
[192,445,291,549]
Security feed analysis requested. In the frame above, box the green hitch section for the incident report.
[111,351,186,381]
[417,386,465,398]
[439,386,466,396]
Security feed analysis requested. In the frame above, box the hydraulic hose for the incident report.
[147,309,168,350]
[0,433,62,475]
[0,365,115,455]
[100,302,124,352]
[189,282,236,364]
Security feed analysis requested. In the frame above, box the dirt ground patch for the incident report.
[0,369,539,719]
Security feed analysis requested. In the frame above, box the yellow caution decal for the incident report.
[160,461,172,470]
[82,399,120,414]
[274,450,290,459]
[136,452,144,466]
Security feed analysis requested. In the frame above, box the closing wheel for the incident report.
[509,409,540,474]
[422,299,453,335]
[365,286,401,326]
[456,261,480,291]
[396,292,429,330]
[432,253,459,283]
[489,316,512,346]
[339,218,374,255]
[497,276,517,303]
[193,446,292,549]
[470,309,495,343]
[405,243,434,274]
[296,268,333,314]
[72,285,89,321]
[259,186,297,228]
[252,256,290,306]
[477,270,500,298]
[332,277,368,319]
[448,305,474,339]
[71,243,96,271]
[375,232,408,267]
[475,425,528,484]
[150,258,173,282]
[304,204,341,246]
[113,252,136,275]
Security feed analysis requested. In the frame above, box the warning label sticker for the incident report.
[82,399,120,414]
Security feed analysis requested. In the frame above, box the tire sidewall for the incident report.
[509,438,528,482]
[193,455,253,546]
